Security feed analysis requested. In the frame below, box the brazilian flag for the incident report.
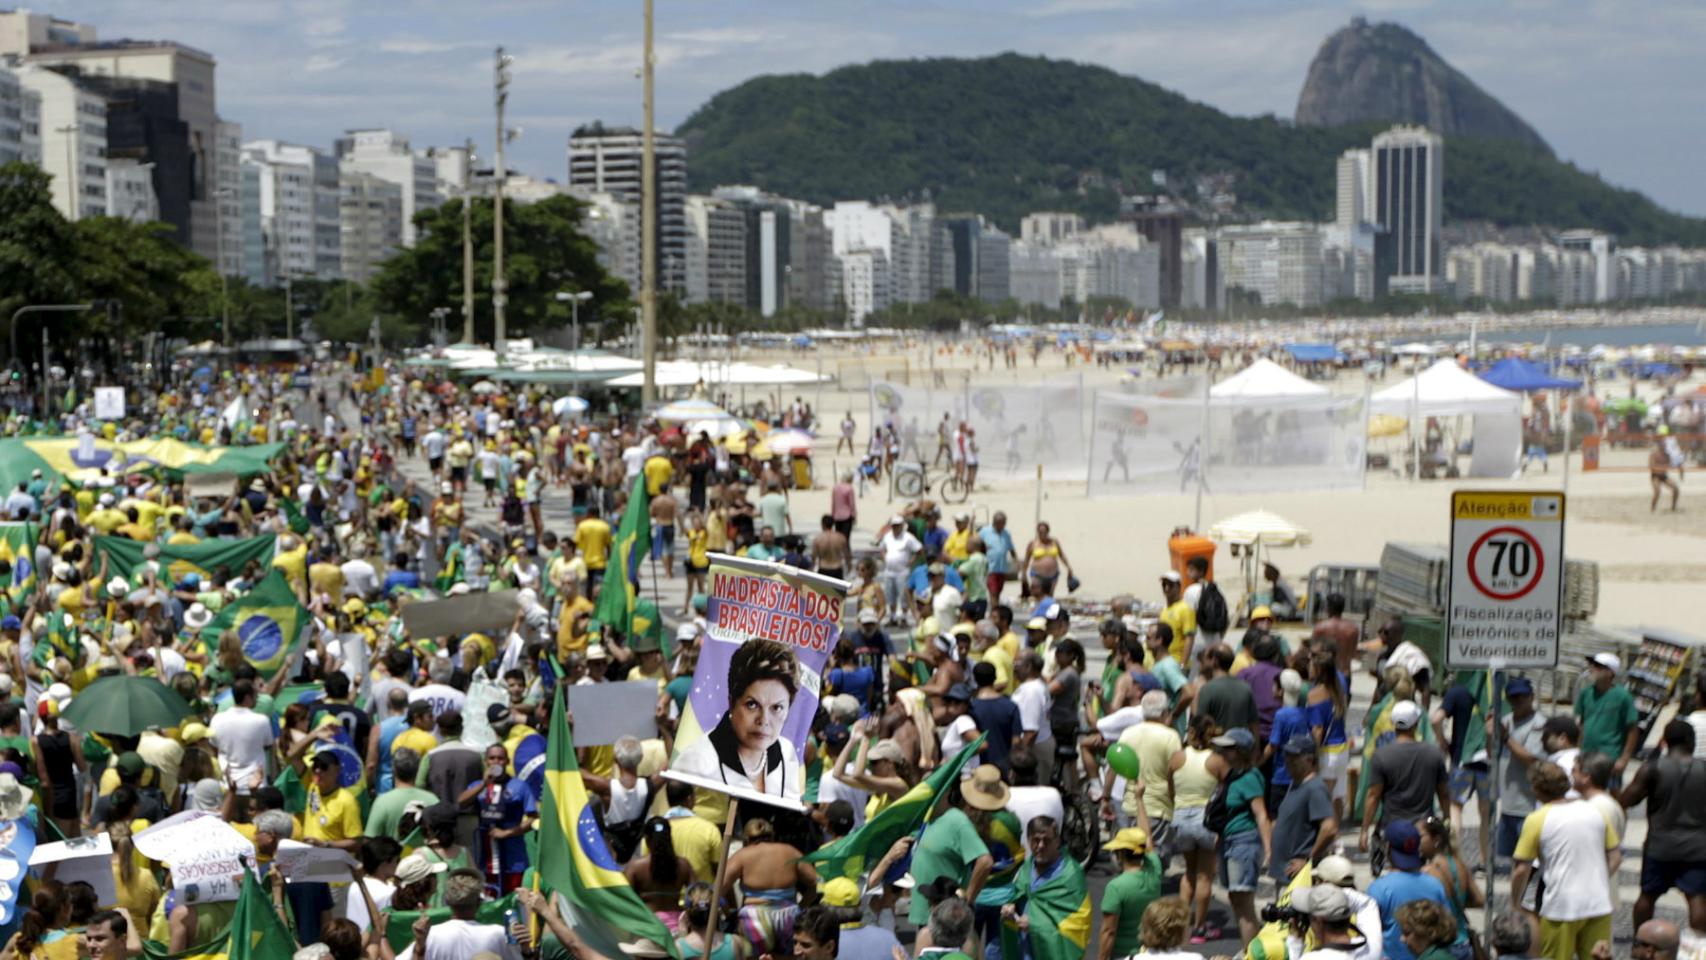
[200,571,308,675]
[434,541,463,593]
[590,474,650,638]
[1001,853,1092,960]
[278,497,311,536]
[536,686,678,958]
[95,534,276,585]
[0,522,38,609]
[139,870,294,960]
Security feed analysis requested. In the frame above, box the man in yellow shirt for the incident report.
[642,453,674,498]
[165,516,200,546]
[574,506,613,592]
[294,743,363,851]
[308,548,345,601]
[115,508,154,542]
[555,578,595,660]
[391,701,440,759]
[1159,571,1197,665]
[943,512,973,562]
[271,534,308,594]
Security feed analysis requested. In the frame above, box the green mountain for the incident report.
[676,53,1706,246]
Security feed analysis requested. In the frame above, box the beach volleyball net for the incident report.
[869,378,1091,480]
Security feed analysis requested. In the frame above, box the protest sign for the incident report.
[272,839,358,884]
[30,834,115,906]
[134,811,254,903]
[94,387,126,421]
[566,681,663,746]
[185,472,238,499]
[665,553,845,810]
[399,590,520,638]
[463,675,508,751]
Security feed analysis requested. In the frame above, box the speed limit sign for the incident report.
[1447,491,1565,668]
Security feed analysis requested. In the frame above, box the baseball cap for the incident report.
[1314,854,1356,887]
[486,703,514,725]
[1385,820,1424,870]
[1282,733,1319,757]
[1391,699,1423,730]
[945,682,973,702]
[115,752,146,778]
[1103,827,1150,855]
[1587,653,1620,673]
[395,852,450,886]
[1293,883,1352,922]
[858,608,880,624]
[889,514,905,525]
[1026,616,1047,630]
[927,563,946,576]
[1160,570,1182,584]
[1506,677,1535,697]
[867,740,906,765]
[0,616,17,630]
[190,778,225,812]
[1211,728,1256,752]
[585,644,608,661]
[1250,605,1274,621]
[676,623,700,642]
[821,877,861,908]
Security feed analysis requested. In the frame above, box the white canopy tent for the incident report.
[1210,359,1328,400]
[1372,359,1523,477]
[605,361,829,388]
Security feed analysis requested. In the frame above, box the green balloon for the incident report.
[1106,741,1141,780]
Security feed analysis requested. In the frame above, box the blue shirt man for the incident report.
[979,517,1017,575]
[1368,820,1454,960]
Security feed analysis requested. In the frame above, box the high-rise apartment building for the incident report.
[975,226,1012,304]
[1020,212,1084,244]
[105,157,157,222]
[334,129,441,246]
[1121,195,1184,308]
[567,124,687,293]
[339,169,403,283]
[1218,221,1325,308]
[1335,148,1372,229]
[1558,230,1616,303]
[26,26,220,260]
[244,139,341,281]
[571,187,639,297]
[0,67,27,165]
[215,119,244,277]
[1371,125,1443,295]
[684,194,747,306]
[17,65,105,219]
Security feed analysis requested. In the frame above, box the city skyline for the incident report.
[47,0,1706,219]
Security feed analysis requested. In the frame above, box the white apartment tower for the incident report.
[338,168,403,283]
[17,65,105,219]
[215,119,245,277]
[244,139,342,282]
[335,129,441,245]
[1335,148,1372,229]
[1021,212,1085,244]
[567,125,687,293]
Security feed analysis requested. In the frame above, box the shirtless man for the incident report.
[1310,592,1363,678]
[811,514,850,581]
[649,486,679,577]
[1651,437,1682,512]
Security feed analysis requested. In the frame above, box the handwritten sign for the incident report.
[94,387,126,421]
[273,839,357,884]
[134,811,254,903]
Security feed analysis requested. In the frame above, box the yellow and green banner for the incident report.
[0,437,283,492]
[94,534,276,585]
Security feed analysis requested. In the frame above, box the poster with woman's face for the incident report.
[666,553,846,811]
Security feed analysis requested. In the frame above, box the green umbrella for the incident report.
[60,675,195,737]
[1605,396,1649,417]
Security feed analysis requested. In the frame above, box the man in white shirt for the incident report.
[421,428,448,476]
[1012,651,1056,785]
[875,516,922,627]
[409,656,468,719]
[340,546,379,599]
[209,680,276,794]
[927,563,962,628]
[404,869,520,960]
[938,683,980,774]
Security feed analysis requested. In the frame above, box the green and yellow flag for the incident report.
[0,522,38,610]
[537,686,678,958]
[95,534,277,585]
[590,474,650,638]
[804,733,987,880]
[199,571,308,675]
[142,870,295,960]
[0,437,283,493]
[1001,854,1092,960]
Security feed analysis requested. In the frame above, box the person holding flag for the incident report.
[1001,815,1092,960]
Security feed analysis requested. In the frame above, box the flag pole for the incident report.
[704,797,741,958]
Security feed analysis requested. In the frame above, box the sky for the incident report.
[52,0,1706,217]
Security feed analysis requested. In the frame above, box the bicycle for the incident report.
[890,460,970,504]
[1050,737,1103,868]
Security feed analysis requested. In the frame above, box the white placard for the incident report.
[272,839,357,884]
[1446,491,1566,669]
[567,680,664,747]
[30,835,115,906]
[94,387,125,421]
[133,811,254,903]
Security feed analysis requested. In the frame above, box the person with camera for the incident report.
[1282,883,1370,960]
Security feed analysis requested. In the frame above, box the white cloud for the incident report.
[378,37,482,55]
[303,54,346,74]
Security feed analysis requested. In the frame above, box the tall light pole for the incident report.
[461,137,476,344]
[430,306,450,347]
[640,0,658,404]
[54,124,78,221]
[556,290,593,352]
[215,187,234,347]
[493,48,514,363]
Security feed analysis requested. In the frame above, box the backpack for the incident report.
[1203,780,1233,835]
[1197,580,1230,634]
[502,492,524,525]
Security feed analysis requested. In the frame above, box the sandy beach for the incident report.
[752,342,1706,637]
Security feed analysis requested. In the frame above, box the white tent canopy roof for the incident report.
[606,361,829,388]
[1208,510,1312,546]
[1210,359,1328,399]
[1371,359,1522,417]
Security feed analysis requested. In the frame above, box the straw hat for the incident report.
[959,764,1010,811]
[184,603,214,630]
[0,773,28,822]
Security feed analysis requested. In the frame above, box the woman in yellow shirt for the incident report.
[683,510,709,615]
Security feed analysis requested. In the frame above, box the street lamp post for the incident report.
[215,187,234,347]
[460,138,476,344]
[493,48,516,363]
[430,306,450,348]
[555,290,593,352]
[54,124,78,220]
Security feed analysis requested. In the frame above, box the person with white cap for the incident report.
[874,516,921,627]
[1360,699,1449,863]
[1313,855,1384,960]
[1573,652,1639,779]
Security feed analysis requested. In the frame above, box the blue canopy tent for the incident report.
[1283,343,1345,363]
[1478,357,1583,392]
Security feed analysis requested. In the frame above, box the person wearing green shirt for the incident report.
[1099,827,1162,960]
[908,786,995,926]
[365,748,438,840]
[1574,654,1641,777]
[1213,727,1272,946]
[957,539,989,608]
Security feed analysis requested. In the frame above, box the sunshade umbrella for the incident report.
[654,398,730,423]
[60,675,195,737]
[765,429,815,455]
[1208,510,1312,547]
[470,380,500,395]
[687,417,744,439]
[552,396,589,417]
